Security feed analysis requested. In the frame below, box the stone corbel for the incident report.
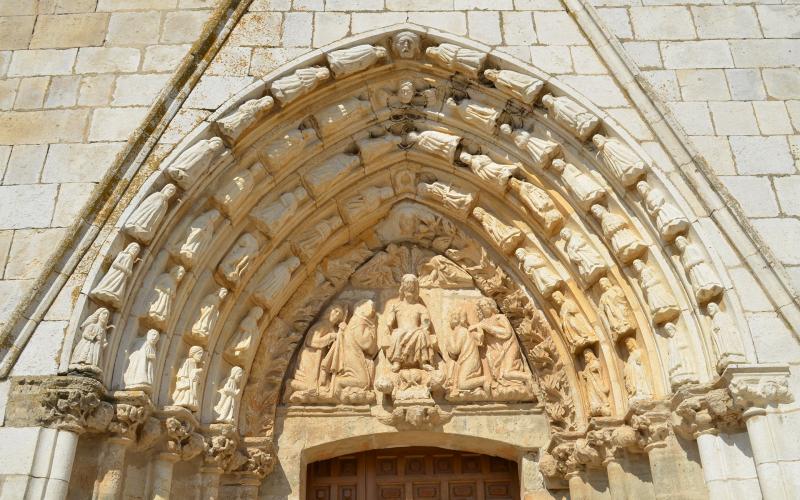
[722,364,794,415]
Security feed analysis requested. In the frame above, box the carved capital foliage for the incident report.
[628,400,672,450]
[540,432,584,479]
[163,410,205,461]
[671,385,742,439]
[231,443,276,479]
[723,365,794,411]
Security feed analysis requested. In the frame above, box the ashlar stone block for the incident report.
[29,13,109,49]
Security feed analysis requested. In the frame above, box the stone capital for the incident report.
[722,364,793,412]
[627,399,672,451]
[671,383,743,439]
[160,406,205,461]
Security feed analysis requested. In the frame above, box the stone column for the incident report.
[604,458,628,500]
[93,436,133,500]
[200,466,224,500]
[725,364,795,500]
[40,428,82,500]
[151,408,205,500]
[151,452,180,500]
[565,471,591,500]
[519,451,552,499]
[237,474,262,500]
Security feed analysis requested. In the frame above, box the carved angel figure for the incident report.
[253,256,301,309]
[218,233,259,287]
[223,306,264,366]
[217,95,274,141]
[623,337,651,402]
[286,303,347,402]
[417,182,475,218]
[597,277,636,340]
[391,31,421,59]
[321,299,379,403]
[515,248,563,297]
[176,209,221,268]
[313,97,372,138]
[341,186,394,223]
[214,366,244,423]
[250,187,308,238]
[484,69,544,105]
[472,207,524,255]
[124,184,177,244]
[501,125,561,169]
[69,308,112,375]
[508,178,563,234]
[542,94,600,141]
[459,152,518,188]
[270,66,330,105]
[560,228,607,285]
[212,163,267,217]
[357,134,403,165]
[593,135,647,187]
[91,242,141,309]
[166,138,226,190]
[590,204,648,263]
[144,265,185,328]
[384,274,436,372]
[426,43,487,78]
[186,287,228,345]
[444,98,500,133]
[291,216,342,261]
[474,298,534,395]
[262,128,318,171]
[551,291,597,352]
[327,44,388,78]
[172,345,205,411]
[632,259,680,324]
[123,329,159,391]
[446,306,487,398]
[675,236,723,304]
[407,130,461,163]
[636,181,689,241]
[304,154,361,198]
[550,159,605,210]
[706,303,747,372]
[580,348,610,417]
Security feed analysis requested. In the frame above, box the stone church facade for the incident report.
[0,1,799,499]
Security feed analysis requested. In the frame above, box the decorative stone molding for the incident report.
[722,364,794,411]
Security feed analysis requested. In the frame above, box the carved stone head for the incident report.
[392,31,421,59]
[476,297,497,318]
[326,302,348,325]
[162,183,177,198]
[399,273,420,301]
[189,345,205,361]
[145,329,160,344]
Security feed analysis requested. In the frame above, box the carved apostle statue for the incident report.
[383,274,437,372]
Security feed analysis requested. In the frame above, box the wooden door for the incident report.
[306,446,519,500]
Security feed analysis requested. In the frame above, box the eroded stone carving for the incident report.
[164,415,204,460]
[661,322,698,389]
[551,291,597,352]
[212,163,268,218]
[560,227,607,286]
[407,130,461,163]
[166,138,227,190]
[591,204,648,264]
[501,125,561,169]
[444,306,486,399]
[550,159,605,210]
[123,329,160,392]
[327,44,388,78]
[623,337,651,403]
[377,404,452,429]
[217,233,259,288]
[444,97,500,133]
[303,153,361,198]
[262,127,318,171]
[290,216,343,261]
[472,206,524,255]
[515,247,563,297]
[508,178,563,234]
[124,184,177,244]
[175,209,221,269]
[69,308,113,376]
[706,303,747,373]
[632,259,679,324]
[596,277,636,341]
[185,287,228,346]
[253,256,301,310]
[91,242,141,309]
[484,69,544,105]
[675,236,723,304]
[637,181,689,241]
[224,307,264,367]
[357,134,403,165]
[173,345,205,411]
[270,66,330,105]
[426,43,486,78]
[391,31,421,59]
[384,274,436,374]
[314,96,372,137]
[417,181,475,219]
[39,380,112,434]
[580,348,611,417]
[217,96,274,141]
[143,265,185,329]
[459,152,518,188]
[593,135,647,187]
[250,186,308,238]
[214,366,244,424]
[542,94,600,141]
[341,186,394,223]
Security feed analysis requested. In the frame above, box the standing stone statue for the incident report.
[223,306,264,366]
[217,95,274,141]
[632,259,680,324]
[580,348,610,417]
[590,204,648,264]
[262,127,318,170]
[303,153,361,197]
[550,159,605,210]
[474,298,533,396]
[706,303,747,372]
[185,287,228,345]
[425,43,487,78]
[313,97,372,138]
[175,209,221,268]
[124,184,177,244]
[321,299,379,403]
[357,134,403,165]
[270,66,330,105]
[515,247,563,297]
[166,138,226,189]
[661,322,697,389]
[407,130,461,163]
[172,346,205,411]
[445,306,487,398]
[327,44,388,78]
[391,31,421,59]
[250,186,308,238]
[675,236,723,304]
[417,182,475,218]
[384,274,437,372]
[341,186,394,223]
[212,163,267,217]
[459,152,518,188]
[472,207,524,255]
[218,233,259,287]
[123,329,160,392]
[560,228,607,285]
[636,181,689,241]
[623,337,651,402]
[501,125,561,169]
[69,308,113,376]
[91,242,141,309]
[597,277,636,340]
[508,178,563,234]
[445,98,500,133]
[542,94,600,141]
[551,291,597,352]
[143,265,185,329]
[484,69,544,105]
[592,135,647,187]
[291,217,342,261]
[214,366,244,423]
[253,256,301,309]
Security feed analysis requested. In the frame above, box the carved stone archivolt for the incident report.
[55,26,751,495]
